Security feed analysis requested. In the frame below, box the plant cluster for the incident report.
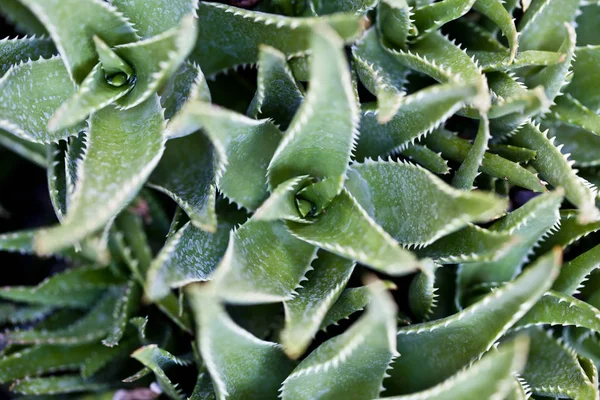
[0,0,600,398]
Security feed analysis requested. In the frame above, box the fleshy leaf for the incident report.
[487,143,537,163]
[418,224,515,265]
[19,0,138,83]
[111,0,197,38]
[384,248,561,395]
[34,96,166,254]
[549,94,600,136]
[247,45,304,130]
[0,57,80,143]
[452,116,490,190]
[210,218,317,304]
[383,337,529,400]
[409,263,438,320]
[0,128,46,167]
[457,190,562,303]
[424,129,547,192]
[345,159,507,247]
[412,0,475,38]
[102,279,140,347]
[160,61,211,122]
[536,210,600,254]
[170,101,281,210]
[520,327,598,400]
[0,265,122,308]
[10,375,108,395]
[254,175,312,223]
[313,0,378,15]
[513,290,600,332]
[553,243,600,295]
[352,27,409,123]
[355,81,480,160]
[280,280,398,400]
[267,25,359,200]
[281,251,355,359]
[131,345,190,400]
[398,144,450,175]
[146,219,234,301]
[2,287,121,345]
[474,50,564,72]
[114,14,197,110]
[377,0,416,49]
[46,141,68,221]
[287,188,421,275]
[567,45,600,111]
[472,0,518,60]
[548,122,600,167]
[319,284,381,331]
[510,122,599,223]
[518,0,580,52]
[188,285,295,400]
[0,35,56,76]
[148,132,216,231]
[0,0,47,36]
[48,63,133,131]
[192,2,365,76]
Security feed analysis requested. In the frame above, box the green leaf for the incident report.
[472,0,518,61]
[518,0,580,52]
[0,303,54,325]
[384,248,561,395]
[509,123,599,222]
[409,263,438,320]
[161,61,211,122]
[10,375,108,395]
[247,45,304,130]
[0,35,56,76]
[352,28,409,123]
[0,265,121,308]
[355,81,480,160]
[567,45,600,111]
[536,210,600,254]
[549,94,600,136]
[474,50,564,72]
[548,122,600,167]
[313,0,378,15]
[0,342,106,384]
[192,2,365,76]
[398,144,450,175]
[210,218,317,304]
[187,285,296,400]
[319,283,382,331]
[412,0,476,38]
[520,327,598,400]
[34,96,166,254]
[452,116,489,190]
[170,101,281,210]
[281,280,398,400]
[0,57,80,143]
[111,0,197,38]
[46,141,67,221]
[487,143,537,163]
[457,190,562,303]
[132,345,190,400]
[102,279,140,347]
[553,243,600,295]
[523,23,576,103]
[48,63,133,131]
[267,25,359,201]
[3,287,121,345]
[114,15,197,110]
[345,159,507,247]
[287,188,421,275]
[281,251,355,359]
[148,132,216,231]
[425,129,547,191]
[513,290,600,332]
[377,0,416,49]
[146,219,233,301]
[382,337,529,400]
[417,224,515,264]
[19,0,138,83]
[0,128,46,167]
[254,175,312,223]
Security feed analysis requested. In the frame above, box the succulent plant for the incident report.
[0,0,600,398]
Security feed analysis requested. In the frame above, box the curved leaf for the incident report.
[412,0,476,38]
[409,264,438,320]
[268,25,359,200]
[281,280,398,400]
[567,45,600,111]
[34,96,166,254]
[553,243,600,295]
[281,252,355,359]
[345,159,507,246]
[19,0,138,83]
[473,0,518,60]
[452,116,489,190]
[110,0,197,38]
[518,0,580,52]
[0,35,56,76]
[131,345,190,400]
[398,144,450,175]
[192,2,365,76]
[385,249,560,395]
[188,285,295,400]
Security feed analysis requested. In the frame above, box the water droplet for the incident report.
[107,72,129,87]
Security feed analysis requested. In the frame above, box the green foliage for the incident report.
[0,0,599,398]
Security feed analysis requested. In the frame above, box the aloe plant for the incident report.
[0,0,600,398]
